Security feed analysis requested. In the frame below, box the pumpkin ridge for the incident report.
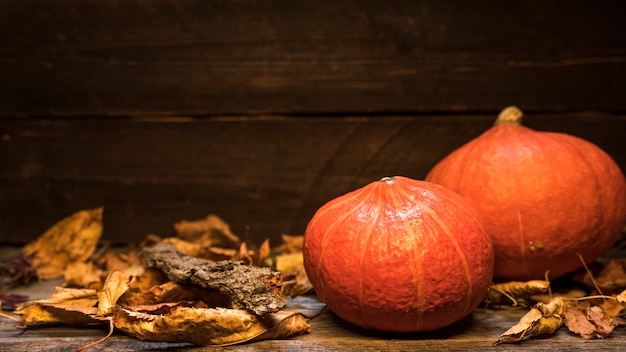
[422,204,474,316]
[357,182,384,317]
[312,185,376,280]
[386,179,425,331]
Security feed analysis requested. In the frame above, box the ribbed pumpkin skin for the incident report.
[303,176,493,332]
[425,108,626,282]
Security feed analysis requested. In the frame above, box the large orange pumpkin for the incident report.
[303,176,493,332]
[426,106,626,282]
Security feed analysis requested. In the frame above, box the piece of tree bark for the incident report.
[141,243,285,315]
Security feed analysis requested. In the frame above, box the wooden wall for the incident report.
[1,1,625,245]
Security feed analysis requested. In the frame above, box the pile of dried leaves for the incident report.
[2,207,626,349]
[0,208,318,350]
[485,255,626,345]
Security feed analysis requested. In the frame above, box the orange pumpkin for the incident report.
[303,176,493,332]
[426,106,626,282]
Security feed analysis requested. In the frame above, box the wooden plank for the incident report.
[1,292,626,351]
[1,0,625,116]
[1,112,624,245]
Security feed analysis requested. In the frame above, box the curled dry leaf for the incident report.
[22,207,103,280]
[493,297,564,345]
[97,271,133,315]
[283,268,314,298]
[112,305,309,346]
[485,280,551,306]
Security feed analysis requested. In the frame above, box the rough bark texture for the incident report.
[141,243,285,315]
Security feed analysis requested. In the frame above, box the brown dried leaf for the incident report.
[174,214,241,249]
[119,281,230,309]
[586,305,623,336]
[128,268,169,292]
[485,280,550,306]
[283,268,314,298]
[112,305,309,346]
[563,303,598,339]
[493,297,564,345]
[574,258,626,294]
[564,302,624,339]
[22,208,103,280]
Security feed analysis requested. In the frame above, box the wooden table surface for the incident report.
[2,269,626,352]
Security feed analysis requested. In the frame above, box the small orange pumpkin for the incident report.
[426,107,626,282]
[303,176,493,332]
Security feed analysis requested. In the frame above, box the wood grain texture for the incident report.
[1,112,624,245]
[1,0,625,116]
[2,300,626,351]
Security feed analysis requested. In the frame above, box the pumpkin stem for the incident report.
[495,106,524,126]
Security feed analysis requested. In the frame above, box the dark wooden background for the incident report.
[1,0,625,245]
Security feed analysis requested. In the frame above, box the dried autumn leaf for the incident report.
[564,302,624,339]
[574,258,626,294]
[279,234,304,254]
[484,280,550,306]
[586,305,623,337]
[99,250,143,274]
[283,268,314,298]
[0,255,37,288]
[174,214,241,249]
[112,305,309,346]
[275,252,304,274]
[14,287,99,325]
[493,297,564,345]
[63,261,104,290]
[563,303,598,339]
[600,296,624,317]
[98,271,133,315]
[128,268,169,292]
[22,207,103,280]
[119,281,230,309]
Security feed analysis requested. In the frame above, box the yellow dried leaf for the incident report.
[493,297,564,345]
[22,207,103,280]
[14,287,99,325]
[98,271,133,315]
[275,252,304,274]
[485,280,550,306]
[99,250,143,273]
[63,261,104,290]
[112,305,309,346]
